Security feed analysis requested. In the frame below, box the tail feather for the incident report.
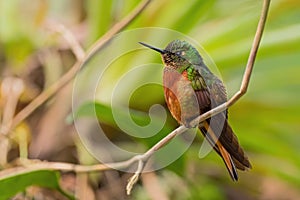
[221,118,252,169]
[200,119,251,180]
[218,143,238,181]
[232,157,250,171]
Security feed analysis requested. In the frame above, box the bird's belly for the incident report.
[164,87,182,123]
[163,69,200,126]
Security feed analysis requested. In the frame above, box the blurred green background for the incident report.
[1,0,300,199]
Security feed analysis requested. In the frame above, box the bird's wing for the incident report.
[209,78,228,106]
[192,70,251,171]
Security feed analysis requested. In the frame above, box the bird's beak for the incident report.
[139,42,165,54]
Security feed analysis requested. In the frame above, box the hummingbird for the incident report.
[139,40,251,181]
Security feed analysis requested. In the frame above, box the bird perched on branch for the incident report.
[140,40,251,180]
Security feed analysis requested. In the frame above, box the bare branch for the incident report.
[0,77,24,136]
[227,0,271,107]
[0,157,138,180]
[190,0,271,126]
[7,0,152,134]
[45,20,85,61]
[84,0,152,62]
[0,77,24,165]
[126,158,144,195]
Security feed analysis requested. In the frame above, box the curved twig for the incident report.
[190,0,271,126]
[7,0,152,134]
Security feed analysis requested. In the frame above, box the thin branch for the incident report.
[0,77,24,136]
[7,0,152,133]
[227,0,271,107]
[189,0,271,126]
[45,20,85,61]
[0,77,25,165]
[0,126,187,179]
[84,0,152,63]
[126,159,144,195]
[0,156,139,180]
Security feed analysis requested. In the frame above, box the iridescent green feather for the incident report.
[164,40,227,104]
[165,40,204,65]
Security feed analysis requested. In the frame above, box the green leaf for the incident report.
[0,170,74,200]
[72,101,188,176]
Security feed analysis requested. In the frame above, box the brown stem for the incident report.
[227,0,271,107]
[8,0,152,133]
[191,0,271,125]
[45,20,85,61]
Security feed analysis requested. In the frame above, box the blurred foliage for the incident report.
[1,0,300,199]
[0,170,74,200]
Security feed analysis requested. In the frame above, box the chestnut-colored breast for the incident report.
[163,67,200,125]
